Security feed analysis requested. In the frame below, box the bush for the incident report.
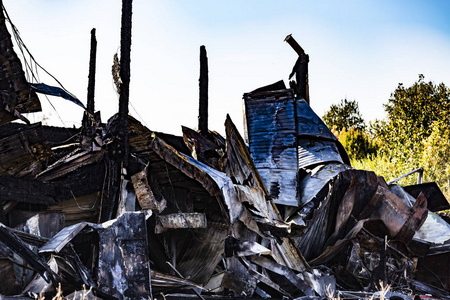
[352,122,450,200]
[333,126,378,161]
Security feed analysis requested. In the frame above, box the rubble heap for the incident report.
[1,2,450,300]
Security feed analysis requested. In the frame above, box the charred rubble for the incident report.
[1,2,450,300]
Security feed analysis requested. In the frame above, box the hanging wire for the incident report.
[1,4,85,128]
[112,76,149,128]
[129,101,149,127]
[2,3,76,95]
[43,94,66,127]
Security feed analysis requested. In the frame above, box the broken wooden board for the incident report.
[131,166,167,213]
[155,212,206,234]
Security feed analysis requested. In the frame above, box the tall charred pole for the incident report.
[198,45,208,135]
[100,0,133,222]
[87,28,97,113]
[285,34,310,104]
[118,0,132,167]
[81,28,97,150]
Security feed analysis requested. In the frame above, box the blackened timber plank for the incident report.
[0,175,59,205]
[0,126,52,176]
[0,161,105,206]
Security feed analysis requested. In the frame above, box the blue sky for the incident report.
[4,0,450,135]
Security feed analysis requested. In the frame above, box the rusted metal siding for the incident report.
[244,90,298,206]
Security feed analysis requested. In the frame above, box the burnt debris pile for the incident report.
[1,2,450,300]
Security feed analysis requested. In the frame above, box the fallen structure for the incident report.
[1,2,450,300]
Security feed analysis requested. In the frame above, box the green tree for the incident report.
[379,74,450,154]
[335,127,378,161]
[359,75,450,199]
[322,98,365,132]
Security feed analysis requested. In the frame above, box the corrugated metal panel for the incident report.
[297,139,344,169]
[244,89,350,206]
[244,90,298,206]
[296,99,350,166]
[298,163,350,206]
[257,169,298,206]
[295,100,337,140]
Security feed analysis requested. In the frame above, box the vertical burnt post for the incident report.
[87,28,97,114]
[81,28,97,150]
[198,45,208,135]
[285,34,310,104]
[100,0,133,222]
[118,0,132,168]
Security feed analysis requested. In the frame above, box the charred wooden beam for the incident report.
[198,45,208,135]
[149,134,221,196]
[87,28,97,114]
[81,28,97,150]
[118,0,132,168]
[284,34,305,56]
[285,34,309,104]
[0,223,57,286]
[99,156,121,222]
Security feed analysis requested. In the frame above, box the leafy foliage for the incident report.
[355,76,450,199]
[419,123,450,197]
[323,98,365,132]
[378,75,450,156]
[332,127,378,161]
[324,76,450,199]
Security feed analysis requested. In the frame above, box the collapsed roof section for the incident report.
[1,83,450,299]
[0,3,450,299]
[0,4,40,125]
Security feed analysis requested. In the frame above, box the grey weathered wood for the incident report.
[155,212,206,234]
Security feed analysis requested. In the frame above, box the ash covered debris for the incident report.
[1,2,450,300]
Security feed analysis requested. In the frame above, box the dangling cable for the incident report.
[2,3,76,96]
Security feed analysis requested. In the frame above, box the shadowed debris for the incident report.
[1,2,450,300]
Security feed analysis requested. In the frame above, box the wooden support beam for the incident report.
[118,0,132,168]
[198,45,208,135]
[82,28,98,151]
[285,34,310,104]
[87,28,97,113]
